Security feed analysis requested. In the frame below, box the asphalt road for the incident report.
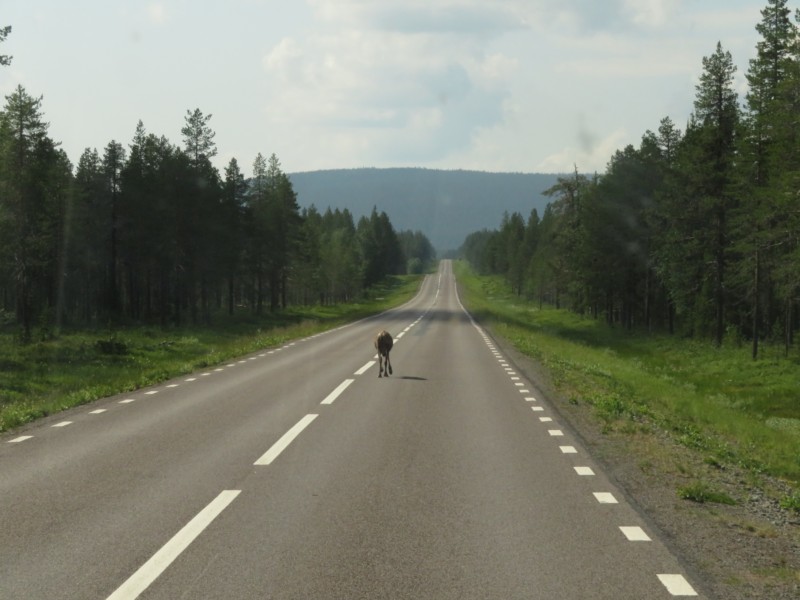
[0,260,705,599]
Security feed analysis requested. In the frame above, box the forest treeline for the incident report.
[461,0,800,360]
[0,50,435,339]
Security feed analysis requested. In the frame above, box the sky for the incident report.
[1,1,769,176]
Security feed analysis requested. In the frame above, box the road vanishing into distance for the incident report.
[1,260,704,599]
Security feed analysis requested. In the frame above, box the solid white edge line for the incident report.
[254,414,319,465]
[321,380,354,405]
[106,489,241,600]
[657,574,698,596]
[354,361,375,376]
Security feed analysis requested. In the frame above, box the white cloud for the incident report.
[147,3,167,25]
[536,128,630,173]
[261,1,522,166]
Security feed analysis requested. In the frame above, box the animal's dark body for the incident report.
[374,330,393,378]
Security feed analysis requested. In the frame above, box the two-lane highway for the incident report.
[0,260,704,598]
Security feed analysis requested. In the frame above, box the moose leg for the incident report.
[386,353,392,376]
[378,354,383,378]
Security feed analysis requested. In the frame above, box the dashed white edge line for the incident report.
[8,435,32,443]
[52,421,72,428]
[620,526,651,541]
[657,574,698,596]
[593,492,618,504]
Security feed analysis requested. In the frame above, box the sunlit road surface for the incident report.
[0,260,703,599]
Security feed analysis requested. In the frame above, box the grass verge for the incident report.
[0,275,421,432]
[454,262,800,501]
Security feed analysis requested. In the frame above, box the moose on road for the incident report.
[374,330,393,378]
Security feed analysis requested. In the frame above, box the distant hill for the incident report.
[287,168,560,253]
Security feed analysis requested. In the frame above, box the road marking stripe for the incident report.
[657,574,698,596]
[107,490,241,600]
[532,406,544,412]
[525,396,536,402]
[619,526,651,541]
[90,409,107,415]
[166,384,179,388]
[539,417,552,422]
[185,378,196,382]
[119,399,135,404]
[548,429,564,436]
[593,492,618,504]
[560,446,577,454]
[8,436,32,443]
[574,466,594,475]
[254,414,318,465]
[354,361,375,375]
[145,391,158,395]
[52,421,72,428]
[321,379,354,405]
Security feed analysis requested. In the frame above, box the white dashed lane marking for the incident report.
[657,574,698,596]
[321,379,354,405]
[52,421,72,428]
[107,490,241,600]
[466,297,700,599]
[8,436,32,443]
[620,526,651,542]
[593,492,618,504]
[354,361,375,376]
[254,414,318,466]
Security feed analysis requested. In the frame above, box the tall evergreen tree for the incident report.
[181,108,217,166]
[684,42,740,345]
[0,86,58,339]
[0,26,11,66]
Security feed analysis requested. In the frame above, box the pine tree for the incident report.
[686,42,740,345]
[0,26,11,66]
[0,85,58,339]
[181,108,216,166]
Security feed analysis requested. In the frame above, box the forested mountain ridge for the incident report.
[288,168,560,252]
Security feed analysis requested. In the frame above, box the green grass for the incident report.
[454,262,800,491]
[0,275,421,432]
[677,481,737,505]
